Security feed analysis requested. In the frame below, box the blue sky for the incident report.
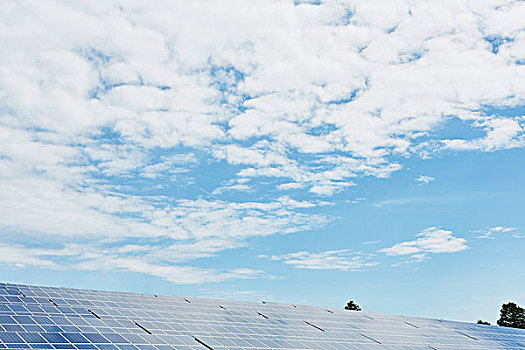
[0,0,524,324]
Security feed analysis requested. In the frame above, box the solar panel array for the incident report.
[1,283,524,350]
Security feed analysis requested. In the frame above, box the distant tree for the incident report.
[477,320,490,325]
[344,300,361,311]
[497,302,525,329]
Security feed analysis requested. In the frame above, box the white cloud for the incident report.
[361,240,381,245]
[0,0,524,283]
[477,226,516,239]
[391,253,429,267]
[0,159,331,283]
[75,256,265,285]
[212,183,252,195]
[277,182,305,190]
[415,175,435,185]
[0,243,65,270]
[490,226,516,232]
[349,197,366,204]
[140,153,197,178]
[212,178,252,195]
[380,227,468,262]
[0,236,273,285]
[442,118,524,152]
[267,250,378,271]
[373,194,469,207]
[2,0,523,197]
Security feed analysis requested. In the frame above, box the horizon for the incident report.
[1,0,524,325]
[0,281,514,326]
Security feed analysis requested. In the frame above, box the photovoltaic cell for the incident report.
[41,332,69,343]
[0,332,24,343]
[19,331,47,343]
[63,332,90,343]
[1,282,524,350]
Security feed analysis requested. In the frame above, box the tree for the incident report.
[477,320,490,325]
[497,302,525,329]
[344,300,361,311]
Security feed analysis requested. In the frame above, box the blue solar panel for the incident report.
[19,331,47,343]
[62,333,90,343]
[0,282,524,349]
[0,333,24,343]
[2,326,23,333]
[41,332,69,343]
[0,317,14,325]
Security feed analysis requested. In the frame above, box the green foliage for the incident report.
[344,300,361,311]
[497,302,525,329]
[477,320,490,325]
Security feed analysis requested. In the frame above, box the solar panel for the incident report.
[0,282,524,349]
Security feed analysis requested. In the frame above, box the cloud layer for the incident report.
[477,226,516,239]
[380,227,469,265]
[263,250,377,271]
[0,0,524,283]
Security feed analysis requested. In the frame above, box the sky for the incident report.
[0,0,524,324]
